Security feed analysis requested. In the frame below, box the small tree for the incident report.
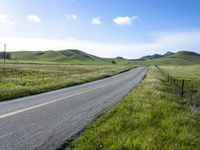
[111,60,116,64]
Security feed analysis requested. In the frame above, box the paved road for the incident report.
[0,67,147,150]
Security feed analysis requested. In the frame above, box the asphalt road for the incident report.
[0,67,147,150]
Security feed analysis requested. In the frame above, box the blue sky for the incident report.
[0,0,200,58]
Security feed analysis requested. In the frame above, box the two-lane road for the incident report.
[0,67,147,150]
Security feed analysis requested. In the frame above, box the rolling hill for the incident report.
[139,51,174,60]
[3,49,200,65]
[9,49,130,65]
[11,50,102,61]
[11,50,120,64]
[140,51,200,65]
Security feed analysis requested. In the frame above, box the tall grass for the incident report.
[160,65,200,107]
[67,66,200,150]
[0,64,132,101]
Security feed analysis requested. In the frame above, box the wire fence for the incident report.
[155,65,199,111]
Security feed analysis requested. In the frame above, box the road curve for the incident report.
[0,67,147,150]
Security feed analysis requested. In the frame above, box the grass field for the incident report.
[66,66,200,150]
[0,64,132,101]
[160,65,200,107]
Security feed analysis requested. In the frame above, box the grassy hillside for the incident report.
[139,51,200,65]
[1,50,200,66]
[9,49,131,65]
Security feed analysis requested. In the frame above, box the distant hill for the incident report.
[140,51,174,60]
[163,51,174,56]
[9,49,130,65]
[140,54,162,60]
[141,51,200,65]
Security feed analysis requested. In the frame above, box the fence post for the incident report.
[167,74,169,83]
[181,79,185,98]
[170,76,173,84]
[43,72,45,80]
[189,85,193,106]
[173,78,176,85]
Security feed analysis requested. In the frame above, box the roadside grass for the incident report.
[0,64,132,101]
[67,66,200,150]
[160,65,200,106]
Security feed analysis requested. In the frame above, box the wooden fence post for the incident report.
[181,79,185,98]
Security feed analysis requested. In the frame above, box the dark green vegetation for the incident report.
[0,64,132,101]
[67,66,200,150]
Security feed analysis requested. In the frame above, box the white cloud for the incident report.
[92,17,102,25]
[0,14,15,24]
[64,36,77,41]
[27,15,42,23]
[66,14,78,21]
[1,30,200,59]
[113,16,139,26]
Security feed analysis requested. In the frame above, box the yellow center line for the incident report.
[0,72,136,119]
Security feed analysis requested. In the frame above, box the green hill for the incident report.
[5,49,200,66]
[139,51,174,60]
[140,51,200,65]
[10,49,130,65]
[140,54,163,60]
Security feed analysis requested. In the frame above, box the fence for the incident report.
[155,65,199,110]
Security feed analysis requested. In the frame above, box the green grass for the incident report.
[0,64,133,101]
[66,66,200,150]
[159,65,200,106]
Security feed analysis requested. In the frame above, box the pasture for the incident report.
[160,65,200,107]
[0,64,132,101]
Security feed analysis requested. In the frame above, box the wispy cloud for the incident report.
[113,16,139,26]
[66,14,78,21]
[0,14,15,24]
[1,30,200,59]
[91,17,102,25]
[27,15,42,23]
